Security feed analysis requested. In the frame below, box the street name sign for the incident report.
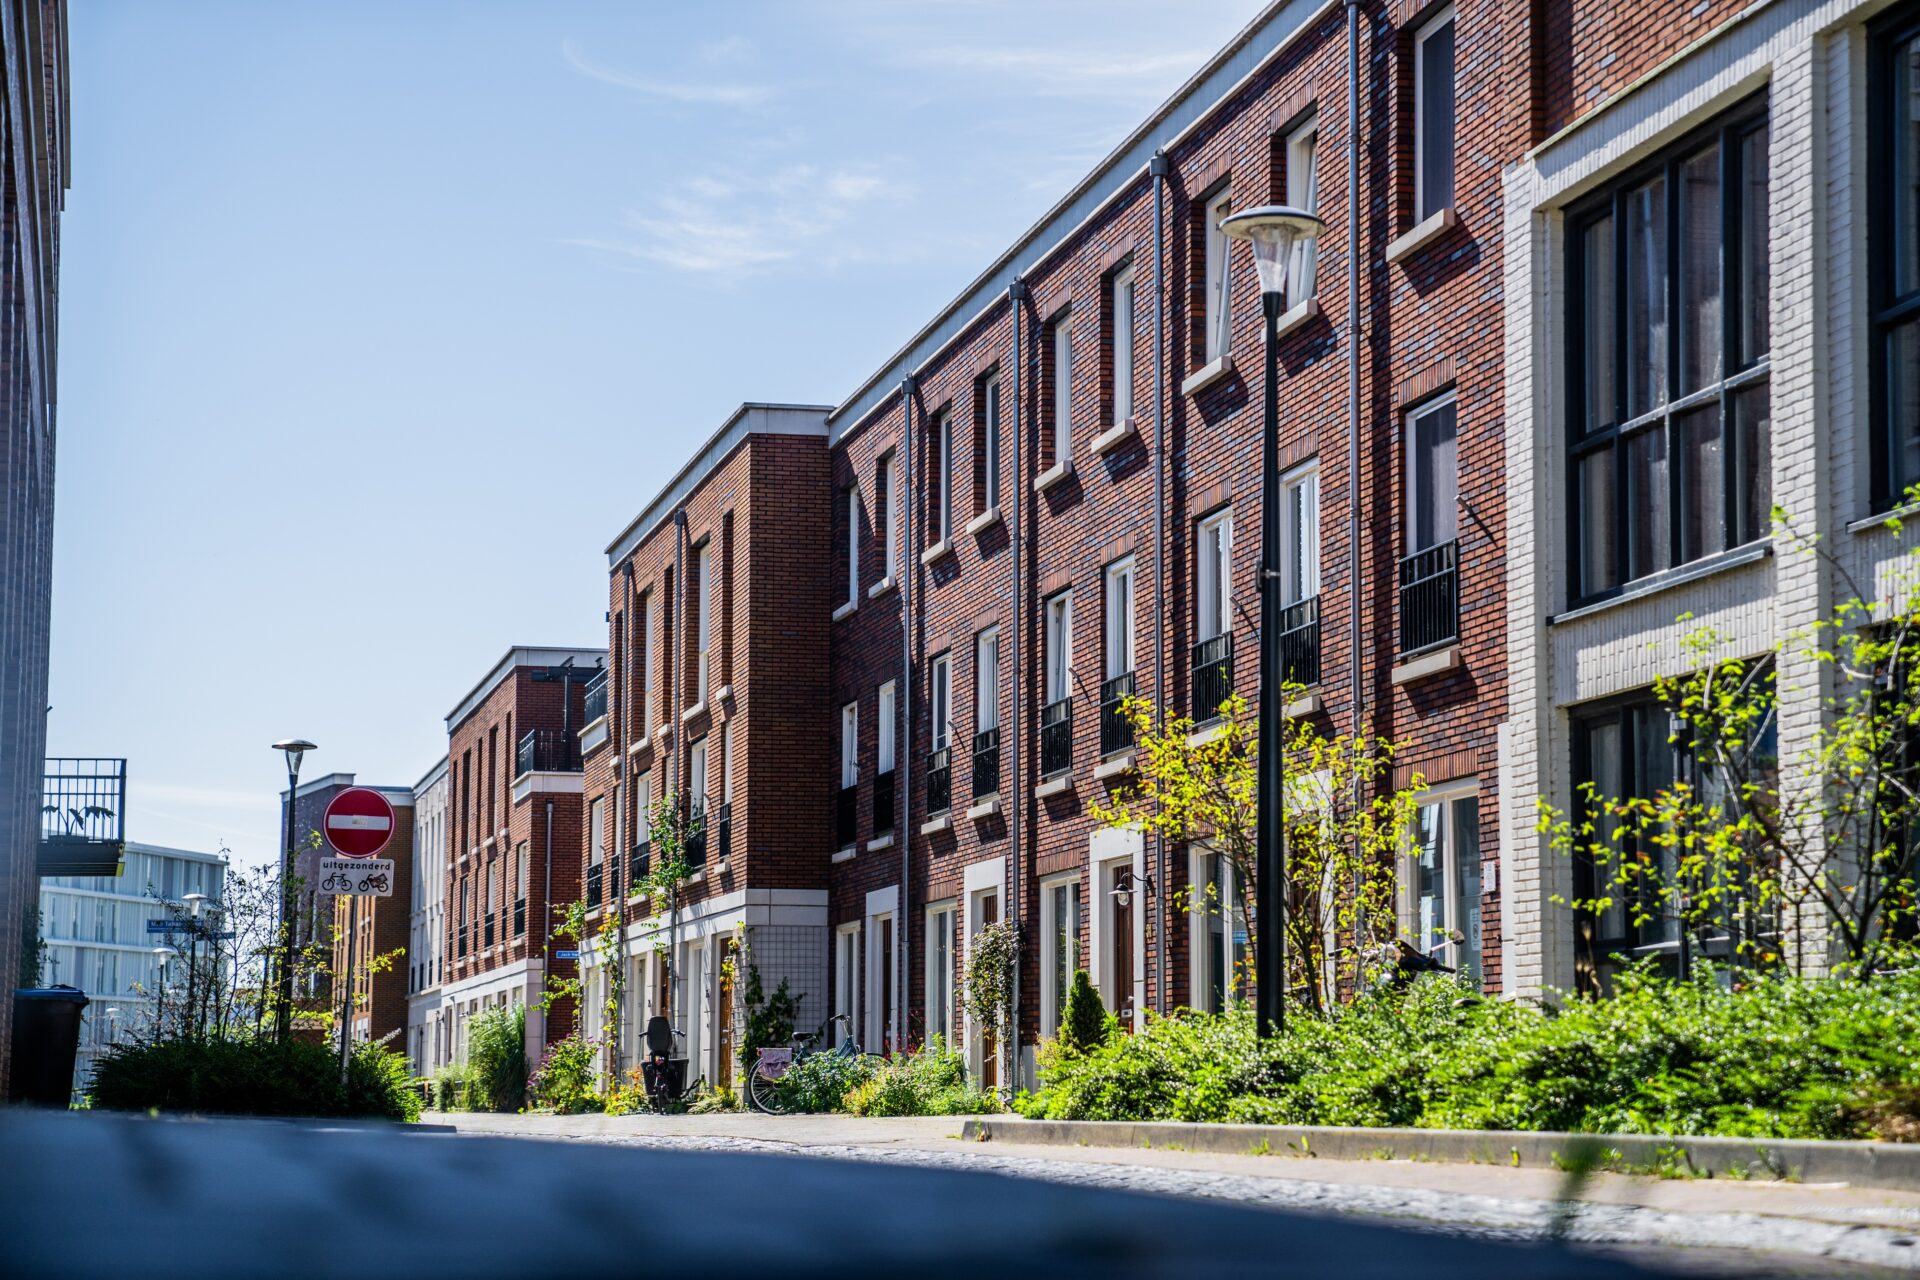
[145,919,192,934]
[555,949,580,961]
[323,787,396,859]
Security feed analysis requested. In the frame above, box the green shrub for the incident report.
[737,968,799,1077]
[527,1035,601,1114]
[1058,971,1109,1056]
[428,1063,482,1111]
[89,1035,419,1122]
[1017,967,1920,1140]
[466,1004,527,1112]
[842,1041,995,1117]
[775,1048,880,1113]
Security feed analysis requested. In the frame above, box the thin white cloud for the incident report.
[561,39,774,107]
[899,45,1203,84]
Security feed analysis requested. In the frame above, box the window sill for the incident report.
[1033,460,1074,494]
[626,736,649,755]
[578,715,610,756]
[1033,773,1074,800]
[715,683,734,704]
[832,600,858,622]
[1847,501,1920,535]
[1391,643,1461,685]
[1283,689,1323,718]
[1548,540,1773,626]
[965,507,1002,536]
[1186,721,1227,748]
[1093,751,1135,780]
[919,813,952,836]
[1089,418,1138,458]
[654,723,673,742]
[1384,206,1458,265]
[965,795,1001,820]
[1181,353,1236,397]
[867,576,898,600]
[866,833,895,852]
[680,702,706,724]
[832,846,857,864]
[920,539,954,567]
[1273,296,1321,340]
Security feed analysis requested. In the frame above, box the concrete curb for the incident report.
[959,1117,1920,1191]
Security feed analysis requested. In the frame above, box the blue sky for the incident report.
[49,0,1266,866]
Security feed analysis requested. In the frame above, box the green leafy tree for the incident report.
[737,964,799,1078]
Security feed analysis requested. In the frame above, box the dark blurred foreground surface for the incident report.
[0,1110,1671,1279]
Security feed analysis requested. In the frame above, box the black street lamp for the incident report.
[271,738,316,1042]
[1219,204,1325,1037]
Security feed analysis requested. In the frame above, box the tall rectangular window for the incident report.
[878,680,896,775]
[981,376,1002,512]
[689,739,709,815]
[841,702,859,788]
[638,591,654,739]
[1281,462,1321,603]
[1415,6,1456,221]
[1872,7,1920,506]
[845,485,862,606]
[835,924,860,1027]
[976,627,1000,733]
[1568,101,1771,601]
[694,539,712,704]
[1051,312,1073,468]
[1110,265,1136,425]
[930,653,952,751]
[1197,510,1233,641]
[1409,786,1483,982]
[1286,115,1320,301]
[1043,877,1082,1037]
[880,454,899,581]
[1205,186,1233,361]
[1104,558,1135,679]
[1406,396,1458,556]
[588,796,605,909]
[926,903,956,1046]
[1045,593,1074,705]
[932,409,953,542]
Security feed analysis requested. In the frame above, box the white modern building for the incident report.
[38,841,227,1089]
[407,755,451,1075]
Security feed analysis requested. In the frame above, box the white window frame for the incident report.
[1197,509,1233,642]
[1280,461,1321,605]
[1187,845,1247,1012]
[1052,311,1073,466]
[588,797,605,877]
[1403,779,1484,982]
[983,377,1002,512]
[834,923,861,1031]
[881,453,899,581]
[634,769,652,842]
[694,539,713,704]
[1205,185,1233,362]
[925,900,957,1047]
[930,653,952,753]
[1040,874,1082,1037]
[975,627,1000,735]
[1111,264,1135,425]
[1405,390,1459,553]
[1414,5,1457,222]
[1103,558,1135,680]
[639,590,655,740]
[689,738,709,816]
[878,680,897,775]
[845,485,862,607]
[865,907,897,1054]
[840,702,859,790]
[1285,116,1320,303]
[1044,592,1074,706]
[933,409,953,543]
[720,721,733,805]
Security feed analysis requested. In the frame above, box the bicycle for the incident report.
[640,1015,706,1113]
[357,871,389,894]
[746,1013,860,1115]
[320,871,352,893]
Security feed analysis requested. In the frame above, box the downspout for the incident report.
[1006,277,1028,1088]
[1150,149,1171,1015]
[1346,0,1369,948]
[615,566,633,1076]
[899,375,916,1057]
[543,797,554,1049]
[671,509,687,1028]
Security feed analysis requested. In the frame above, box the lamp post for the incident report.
[182,893,208,1038]
[151,947,171,1036]
[271,738,316,1043]
[1219,204,1325,1037]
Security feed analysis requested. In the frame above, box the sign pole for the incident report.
[338,896,356,1087]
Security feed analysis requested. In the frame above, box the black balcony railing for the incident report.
[458,924,468,958]
[973,728,1000,797]
[582,669,609,726]
[1399,539,1460,656]
[483,912,495,950]
[927,746,952,815]
[514,898,526,936]
[587,861,603,910]
[39,757,128,876]
[609,841,623,901]
[1040,698,1073,776]
[1191,633,1233,722]
[1279,595,1322,688]
[686,807,709,871]
[1100,672,1136,756]
[873,769,897,834]
[633,839,651,882]
[715,801,732,864]
[517,728,582,777]
[835,785,858,849]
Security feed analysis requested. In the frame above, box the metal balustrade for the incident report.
[873,770,897,834]
[1100,672,1136,756]
[582,669,608,726]
[1399,539,1460,656]
[1040,698,1073,776]
[835,785,858,849]
[926,747,952,815]
[1279,595,1321,688]
[1191,634,1233,722]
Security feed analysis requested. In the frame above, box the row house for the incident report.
[407,756,450,1074]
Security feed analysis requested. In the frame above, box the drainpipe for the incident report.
[1150,149,1171,1015]
[670,509,687,1029]
[899,374,916,1057]
[1346,0,1369,941]
[543,797,554,1049]
[615,565,633,1075]
[1006,277,1028,1088]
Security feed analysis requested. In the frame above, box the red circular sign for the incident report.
[323,787,396,859]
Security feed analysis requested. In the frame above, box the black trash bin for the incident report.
[10,986,89,1107]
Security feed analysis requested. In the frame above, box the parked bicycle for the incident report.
[640,1015,706,1113]
[746,1013,860,1115]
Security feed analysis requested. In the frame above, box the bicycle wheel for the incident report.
[746,1067,790,1115]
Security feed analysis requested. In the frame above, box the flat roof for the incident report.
[445,646,608,730]
[414,754,450,794]
[122,841,229,866]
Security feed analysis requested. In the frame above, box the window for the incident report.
[1050,312,1074,468]
[1197,510,1233,642]
[1110,264,1136,425]
[1407,785,1482,982]
[1191,849,1246,1012]
[931,409,953,543]
[720,721,733,806]
[694,539,712,704]
[1414,6,1455,221]
[515,840,529,935]
[878,680,896,775]
[641,590,658,734]
[1281,462,1321,604]
[926,903,956,1045]
[689,738,709,815]
[976,628,1000,733]
[1568,101,1771,601]
[930,653,952,752]
[980,375,1002,513]
[588,797,605,909]
[1204,185,1233,362]
[1871,7,1920,506]
[1104,558,1135,679]
[1045,592,1074,705]
[880,454,899,581]
[1285,116,1320,301]
[844,485,862,606]
[871,912,896,1055]
[841,702,859,788]
[1043,877,1082,1036]
[1406,396,1458,557]
[834,923,861,1028]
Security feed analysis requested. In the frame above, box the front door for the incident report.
[978,892,998,1089]
[716,937,736,1091]
[1109,864,1134,1030]
[685,941,706,1084]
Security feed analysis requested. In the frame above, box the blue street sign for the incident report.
[555,949,580,961]
[146,919,192,934]
[210,930,237,940]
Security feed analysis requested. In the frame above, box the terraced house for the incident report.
[560,0,1918,1091]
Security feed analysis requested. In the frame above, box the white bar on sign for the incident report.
[327,815,392,830]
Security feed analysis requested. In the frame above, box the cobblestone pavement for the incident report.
[438,1113,1920,1277]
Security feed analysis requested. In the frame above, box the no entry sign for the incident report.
[322,787,395,859]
